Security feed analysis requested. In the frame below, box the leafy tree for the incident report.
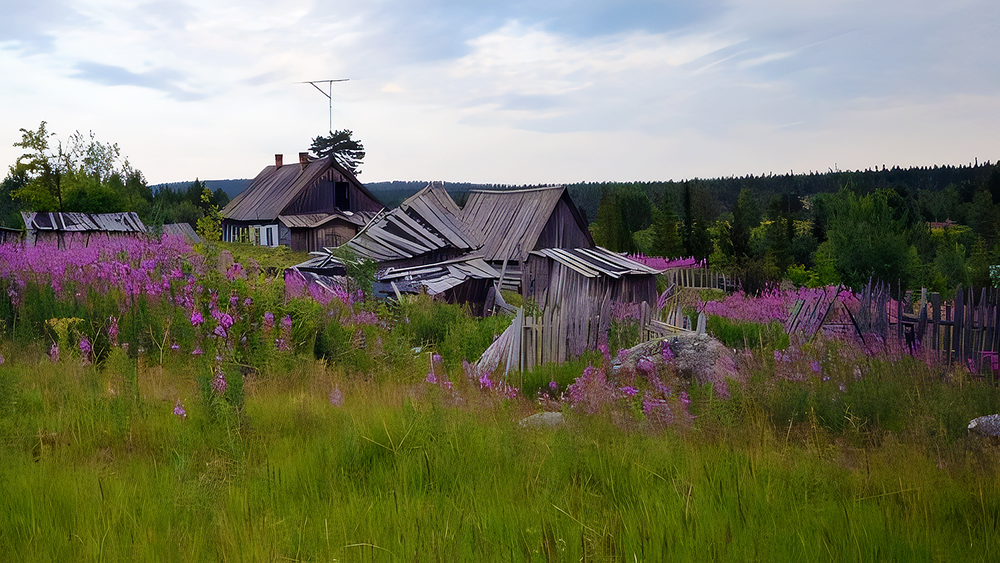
[195,188,222,242]
[827,188,917,292]
[309,129,365,174]
[0,170,28,226]
[10,121,63,211]
[9,121,151,216]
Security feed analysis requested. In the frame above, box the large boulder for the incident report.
[968,414,1000,436]
[613,333,739,396]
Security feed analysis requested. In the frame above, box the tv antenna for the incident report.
[298,78,349,133]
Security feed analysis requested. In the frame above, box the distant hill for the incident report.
[151,179,253,200]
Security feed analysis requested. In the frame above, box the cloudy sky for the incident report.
[1,0,997,185]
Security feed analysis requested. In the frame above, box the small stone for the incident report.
[520,412,565,429]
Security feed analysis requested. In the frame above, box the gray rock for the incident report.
[968,414,1000,436]
[520,411,565,429]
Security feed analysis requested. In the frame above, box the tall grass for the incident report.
[2,338,1000,561]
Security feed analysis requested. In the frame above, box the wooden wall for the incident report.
[520,255,656,366]
[533,197,593,252]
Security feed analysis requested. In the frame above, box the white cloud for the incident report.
[0,0,998,188]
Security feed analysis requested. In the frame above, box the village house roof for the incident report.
[461,186,593,262]
[21,211,147,233]
[221,153,381,222]
[346,184,482,262]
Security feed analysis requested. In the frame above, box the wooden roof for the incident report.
[277,211,375,229]
[161,222,201,244]
[380,256,499,296]
[22,211,147,233]
[530,247,660,279]
[222,154,380,222]
[346,185,481,262]
[461,186,592,262]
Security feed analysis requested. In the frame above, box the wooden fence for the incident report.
[662,267,730,291]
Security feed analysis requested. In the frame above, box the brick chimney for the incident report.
[275,154,283,168]
[299,152,309,169]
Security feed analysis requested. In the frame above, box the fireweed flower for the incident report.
[211,371,227,394]
[263,311,275,330]
[49,342,59,363]
[170,341,180,351]
[329,386,344,407]
[636,356,655,375]
[108,316,119,346]
[425,372,438,385]
[549,380,559,392]
[621,385,639,397]
[192,347,203,356]
[190,310,204,327]
[173,400,187,419]
[79,338,92,365]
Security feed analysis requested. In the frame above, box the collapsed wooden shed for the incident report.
[520,246,660,364]
[379,256,500,314]
[345,184,483,270]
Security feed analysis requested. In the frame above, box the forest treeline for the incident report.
[583,161,1000,296]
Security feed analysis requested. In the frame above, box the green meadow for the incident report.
[1,341,999,562]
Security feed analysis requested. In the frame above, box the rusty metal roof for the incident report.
[346,184,482,261]
[22,211,147,233]
[221,154,380,222]
[529,247,660,279]
[461,186,592,262]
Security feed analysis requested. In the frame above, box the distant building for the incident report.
[21,211,147,248]
[220,152,383,252]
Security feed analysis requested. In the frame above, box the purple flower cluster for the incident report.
[0,235,192,306]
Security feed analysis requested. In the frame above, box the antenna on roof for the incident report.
[297,79,350,133]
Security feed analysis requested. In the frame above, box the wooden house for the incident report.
[21,211,147,248]
[221,152,383,252]
[460,186,593,291]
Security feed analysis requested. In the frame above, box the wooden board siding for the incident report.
[288,220,357,252]
[282,169,382,215]
[534,197,593,251]
[521,253,656,365]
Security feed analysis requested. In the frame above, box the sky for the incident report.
[1,0,998,186]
